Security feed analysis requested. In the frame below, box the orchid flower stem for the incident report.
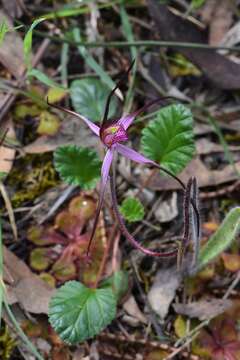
[110,168,178,258]
[86,197,104,257]
[93,223,118,289]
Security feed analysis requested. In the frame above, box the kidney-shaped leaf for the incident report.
[70,78,117,122]
[141,104,195,175]
[54,145,101,189]
[48,281,117,344]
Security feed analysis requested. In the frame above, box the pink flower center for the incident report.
[102,124,128,147]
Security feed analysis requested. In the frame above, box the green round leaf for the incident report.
[70,78,117,122]
[48,281,117,344]
[141,104,195,175]
[54,145,101,189]
[119,197,144,222]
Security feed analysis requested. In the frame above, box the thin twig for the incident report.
[223,270,240,300]
[33,32,240,52]
[0,181,17,241]
[164,332,199,360]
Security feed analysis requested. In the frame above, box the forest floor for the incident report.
[0,1,240,359]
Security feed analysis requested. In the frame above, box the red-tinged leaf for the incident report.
[30,247,53,271]
[146,350,170,360]
[196,319,240,360]
[79,230,106,287]
[68,194,96,221]
[54,210,83,238]
[221,253,240,272]
[28,225,66,246]
[51,258,76,282]
[51,346,71,360]
[39,272,56,288]
[21,319,43,338]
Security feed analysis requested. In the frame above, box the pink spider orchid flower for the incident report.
[48,62,197,259]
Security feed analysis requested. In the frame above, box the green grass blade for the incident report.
[120,2,138,112]
[41,0,122,20]
[207,115,240,177]
[28,68,65,89]
[197,207,240,270]
[61,42,69,88]
[72,28,123,100]
[24,18,45,70]
[0,20,9,45]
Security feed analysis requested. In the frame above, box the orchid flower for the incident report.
[48,62,199,258]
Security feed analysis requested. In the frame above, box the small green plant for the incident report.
[120,197,145,222]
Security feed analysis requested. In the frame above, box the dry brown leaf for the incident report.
[146,158,240,191]
[24,117,98,154]
[199,0,217,25]
[147,0,240,90]
[1,0,24,18]
[13,276,55,314]
[0,11,25,78]
[0,117,16,175]
[123,295,147,324]
[196,138,240,155]
[3,246,55,314]
[154,192,178,223]
[173,298,232,320]
[147,267,182,320]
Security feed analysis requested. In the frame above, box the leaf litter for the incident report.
[0,1,240,359]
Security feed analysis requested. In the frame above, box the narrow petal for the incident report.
[47,100,100,136]
[118,97,173,130]
[86,148,114,255]
[101,148,114,185]
[116,143,157,166]
[116,144,194,194]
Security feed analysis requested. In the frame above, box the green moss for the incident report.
[0,325,17,360]
[8,154,59,207]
